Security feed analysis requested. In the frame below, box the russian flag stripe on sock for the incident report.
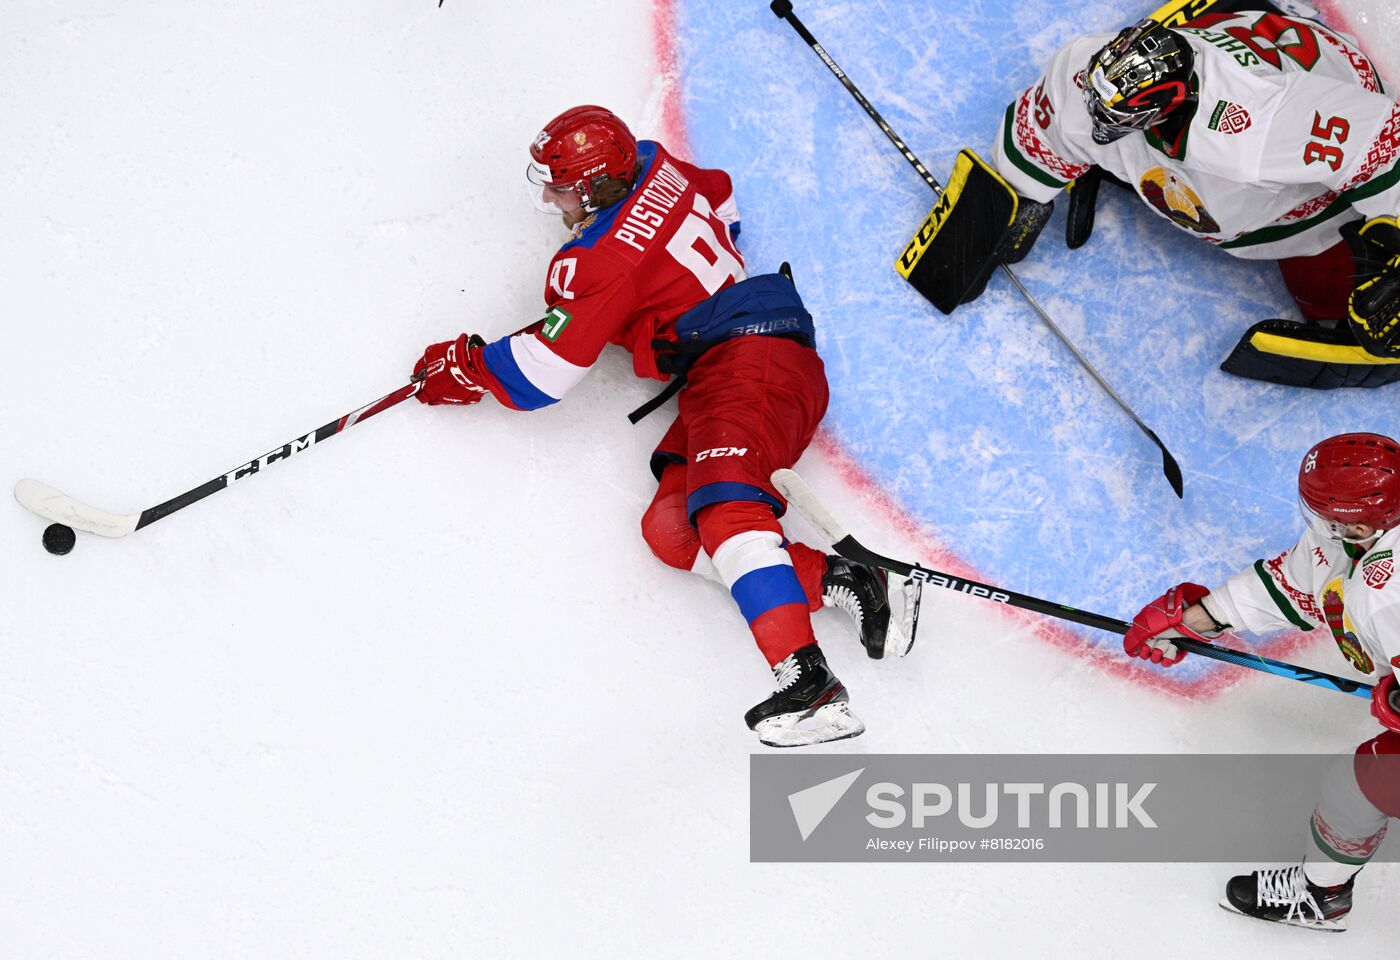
[730,565,809,625]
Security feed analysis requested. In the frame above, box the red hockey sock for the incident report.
[786,541,828,613]
[697,501,817,666]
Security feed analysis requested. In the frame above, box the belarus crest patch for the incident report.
[1208,100,1252,134]
[1363,550,1394,590]
[1323,580,1375,673]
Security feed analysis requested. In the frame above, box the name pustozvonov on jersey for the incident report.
[616,161,691,252]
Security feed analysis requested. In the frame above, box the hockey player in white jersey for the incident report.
[1122,432,1400,930]
[985,8,1400,389]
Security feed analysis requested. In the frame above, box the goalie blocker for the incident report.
[895,149,1041,314]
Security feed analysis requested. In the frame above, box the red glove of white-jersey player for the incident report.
[1122,582,1213,668]
[413,333,491,406]
[1372,673,1400,735]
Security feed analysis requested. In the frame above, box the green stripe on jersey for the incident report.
[1000,104,1070,190]
[1221,161,1400,250]
[1252,559,1315,631]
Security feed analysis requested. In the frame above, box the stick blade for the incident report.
[14,479,139,538]
[1145,430,1184,499]
[771,468,850,545]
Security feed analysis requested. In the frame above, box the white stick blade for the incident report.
[14,479,139,538]
[770,468,850,545]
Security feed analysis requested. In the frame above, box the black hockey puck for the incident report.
[43,523,76,556]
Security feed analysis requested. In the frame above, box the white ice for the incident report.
[2,1,1397,956]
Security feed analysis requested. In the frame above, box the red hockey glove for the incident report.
[413,333,490,406]
[1122,582,1212,668]
[1372,673,1400,735]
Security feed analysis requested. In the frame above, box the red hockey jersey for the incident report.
[478,140,745,410]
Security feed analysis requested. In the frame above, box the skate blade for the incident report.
[1217,899,1347,932]
[754,701,866,748]
[883,574,922,658]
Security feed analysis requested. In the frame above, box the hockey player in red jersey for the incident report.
[410,105,916,747]
[1123,432,1400,930]
[978,6,1400,389]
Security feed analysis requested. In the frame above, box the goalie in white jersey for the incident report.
[988,7,1400,389]
[1123,432,1400,930]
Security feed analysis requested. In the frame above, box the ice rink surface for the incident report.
[2,1,1397,956]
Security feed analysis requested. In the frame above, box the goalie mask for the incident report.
[1082,19,1195,145]
[1298,432,1400,542]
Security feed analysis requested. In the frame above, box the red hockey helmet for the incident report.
[1298,432,1400,541]
[527,105,638,213]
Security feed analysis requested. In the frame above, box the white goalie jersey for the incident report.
[1203,525,1400,682]
[994,11,1400,259]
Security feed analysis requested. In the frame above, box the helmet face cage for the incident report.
[1083,19,1194,145]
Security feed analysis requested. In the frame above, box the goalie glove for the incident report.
[996,197,1054,266]
[1347,215,1400,359]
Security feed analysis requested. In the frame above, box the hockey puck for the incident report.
[42,523,76,556]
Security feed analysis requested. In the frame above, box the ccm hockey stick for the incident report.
[769,0,1185,499]
[14,370,434,539]
[772,468,1375,700]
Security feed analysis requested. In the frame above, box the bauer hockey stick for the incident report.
[14,368,437,540]
[769,0,1185,500]
[772,468,1375,700]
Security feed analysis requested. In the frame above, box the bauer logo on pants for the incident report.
[750,754,1400,862]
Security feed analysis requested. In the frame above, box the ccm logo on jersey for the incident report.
[695,446,747,461]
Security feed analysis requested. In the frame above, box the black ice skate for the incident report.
[1219,864,1352,932]
[822,555,919,658]
[745,643,864,748]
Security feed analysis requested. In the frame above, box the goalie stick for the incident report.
[14,370,435,539]
[769,0,1185,499]
[772,468,1374,700]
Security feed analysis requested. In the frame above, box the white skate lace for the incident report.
[772,655,803,692]
[1255,866,1325,924]
[823,584,865,626]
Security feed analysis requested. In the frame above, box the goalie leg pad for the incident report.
[894,149,1017,315]
[1220,319,1400,389]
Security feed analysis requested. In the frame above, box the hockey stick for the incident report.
[768,0,1185,500]
[772,468,1375,699]
[14,369,436,539]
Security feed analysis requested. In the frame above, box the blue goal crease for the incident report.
[675,0,1380,671]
